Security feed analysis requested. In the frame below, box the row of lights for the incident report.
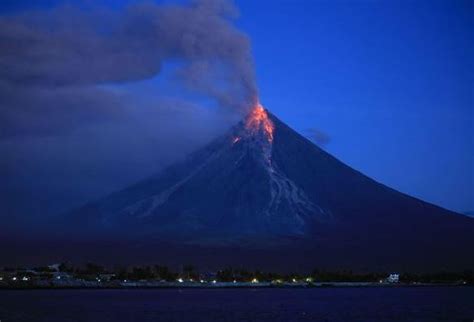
[172,277,313,284]
[5,276,30,281]
[177,278,218,284]
[2,276,314,284]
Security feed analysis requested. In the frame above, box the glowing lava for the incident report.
[231,102,274,147]
[245,102,274,142]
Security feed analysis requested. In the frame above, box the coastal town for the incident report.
[1,263,471,289]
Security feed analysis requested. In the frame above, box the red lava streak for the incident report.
[245,102,274,142]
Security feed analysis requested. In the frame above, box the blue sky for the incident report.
[1,0,472,213]
[239,0,473,212]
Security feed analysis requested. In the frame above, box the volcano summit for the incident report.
[66,104,473,270]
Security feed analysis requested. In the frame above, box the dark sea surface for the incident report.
[0,287,473,322]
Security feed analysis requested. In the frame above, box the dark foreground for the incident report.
[1,287,473,322]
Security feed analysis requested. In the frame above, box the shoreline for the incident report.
[0,281,470,290]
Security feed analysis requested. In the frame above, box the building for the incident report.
[386,273,399,283]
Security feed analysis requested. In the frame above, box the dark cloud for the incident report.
[0,0,256,139]
[0,9,161,86]
[0,81,126,139]
[0,0,254,228]
[305,128,331,146]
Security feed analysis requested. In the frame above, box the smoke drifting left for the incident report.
[0,0,257,139]
[0,0,258,230]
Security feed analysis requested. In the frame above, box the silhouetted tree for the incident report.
[84,263,105,275]
[154,265,176,281]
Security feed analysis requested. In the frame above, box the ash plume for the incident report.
[0,0,257,228]
[0,0,257,139]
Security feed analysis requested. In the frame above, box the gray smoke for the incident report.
[0,0,257,139]
[0,0,257,228]
[305,128,331,146]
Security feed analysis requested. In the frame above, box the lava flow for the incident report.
[245,102,274,142]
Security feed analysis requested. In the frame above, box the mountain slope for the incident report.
[64,107,474,270]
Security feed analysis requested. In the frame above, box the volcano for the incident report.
[65,104,473,271]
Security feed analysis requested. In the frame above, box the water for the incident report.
[0,287,473,322]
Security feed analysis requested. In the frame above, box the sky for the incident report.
[237,0,473,214]
[1,0,472,233]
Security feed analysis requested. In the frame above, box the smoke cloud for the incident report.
[305,128,331,146]
[0,0,257,229]
[0,0,257,139]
